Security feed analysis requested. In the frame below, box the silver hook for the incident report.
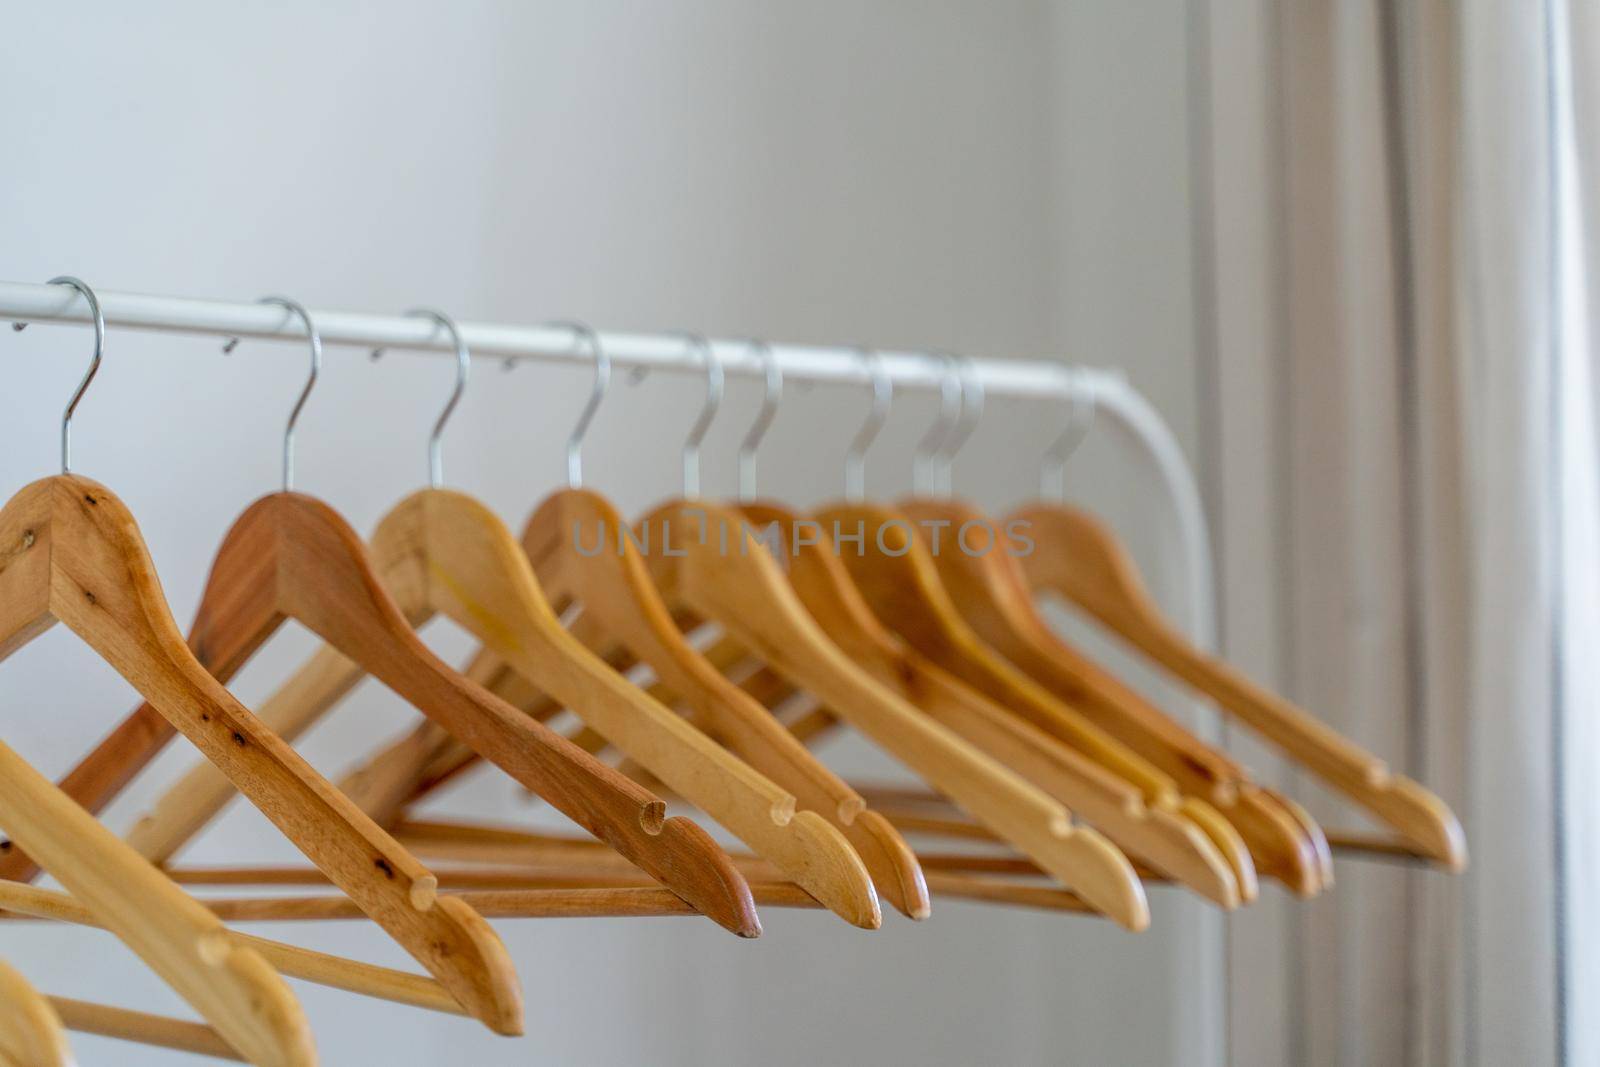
[223,296,321,492]
[546,321,607,489]
[844,347,891,502]
[935,355,984,498]
[676,333,723,497]
[370,309,468,489]
[1041,365,1097,501]
[11,276,106,473]
[736,339,782,502]
[912,350,962,496]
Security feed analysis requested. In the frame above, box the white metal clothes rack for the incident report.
[0,280,1216,653]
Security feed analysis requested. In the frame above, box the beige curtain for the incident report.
[1201,1,1599,1063]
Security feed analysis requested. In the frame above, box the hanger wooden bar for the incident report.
[47,998,243,1062]
[128,885,827,923]
[0,881,465,1018]
[921,873,1094,912]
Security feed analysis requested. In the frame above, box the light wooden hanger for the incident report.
[60,304,761,938]
[0,285,523,1037]
[1008,378,1465,870]
[807,352,1250,904]
[620,349,1148,929]
[895,370,1325,891]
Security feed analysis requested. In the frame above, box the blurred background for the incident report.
[1,3,1595,1065]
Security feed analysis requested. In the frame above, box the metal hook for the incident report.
[736,339,782,502]
[1041,365,1097,501]
[370,309,468,488]
[912,351,962,496]
[934,355,984,498]
[844,347,891,502]
[223,296,321,492]
[546,321,607,489]
[676,333,723,497]
[11,276,106,473]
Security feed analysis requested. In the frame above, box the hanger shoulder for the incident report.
[0,733,315,1067]
[0,959,73,1067]
[641,500,1149,930]
[520,489,895,925]
[354,488,762,936]
[1012,503,1467,869]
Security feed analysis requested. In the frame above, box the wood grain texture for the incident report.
[635,498,1148,930]
[0,479,523,1035]
[1010,502,1467,869]
[367,488,868,928]
[125,645,362,862]
[0,959,73,1067]
[521,488,918,922]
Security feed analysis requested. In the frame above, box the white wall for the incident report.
[0,3,1218,1064]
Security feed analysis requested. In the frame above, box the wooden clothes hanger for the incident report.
[999,368,1462,869]
[1009,498,1467,869]
[876,355,1321,893]
[52,304,761,938]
